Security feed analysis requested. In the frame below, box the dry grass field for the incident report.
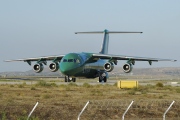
[0,78,180,120]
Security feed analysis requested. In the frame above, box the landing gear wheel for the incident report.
[99,76,107,82]
[72,78,76,82]
[65,76,71,82]
[98,72,107,83]
[65,76,76,82]
[99,77,102,83]
[103,77,107,82]
[65,76,68,82]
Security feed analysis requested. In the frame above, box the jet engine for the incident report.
[33,63,44,73]
[104,62,114,72]
[122,63,133,73]
[49,62,59,72]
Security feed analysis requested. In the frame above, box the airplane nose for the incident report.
[60,63,69,74]
[60,53,83,75]
[60,62,77,75]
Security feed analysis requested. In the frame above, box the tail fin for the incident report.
[100,29,109,54]
[75,29,142,54]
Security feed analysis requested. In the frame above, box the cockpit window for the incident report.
[68,59,74,62]
[74,59,80,63]
[63,59,67,62]
[63,58,80,63]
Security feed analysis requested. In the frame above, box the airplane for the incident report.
[5,29,176,82]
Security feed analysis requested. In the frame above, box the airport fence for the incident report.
[0,99,180,120]
[80,100,180,120]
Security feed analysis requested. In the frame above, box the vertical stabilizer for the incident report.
[99,29,109,54]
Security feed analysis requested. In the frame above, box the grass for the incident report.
[156,82,164,87]
[35,81,56,87]
[82,82,92,88]
[0,78,180,119]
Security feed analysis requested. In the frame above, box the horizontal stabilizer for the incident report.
[75,31,143,34]
[75,29,143,54]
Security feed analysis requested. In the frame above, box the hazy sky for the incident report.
[0,0,179,72]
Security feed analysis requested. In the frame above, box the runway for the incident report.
[1,77,180,86]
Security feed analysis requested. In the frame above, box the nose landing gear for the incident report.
[65,76,76,82]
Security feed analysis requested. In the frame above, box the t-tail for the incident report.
[75,29,143,54]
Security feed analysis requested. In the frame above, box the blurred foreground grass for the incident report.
[0,78,180,119]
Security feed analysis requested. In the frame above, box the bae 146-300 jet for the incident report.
[5,29,176,82]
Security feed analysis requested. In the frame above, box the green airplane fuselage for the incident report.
[60,52,105,78]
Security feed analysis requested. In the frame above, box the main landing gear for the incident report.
[65,76,76,82]
[98,72,107,83]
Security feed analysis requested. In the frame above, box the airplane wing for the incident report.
[91,53,176,65]
[4,55,65,65]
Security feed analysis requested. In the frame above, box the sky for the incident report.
[0,0,180,72]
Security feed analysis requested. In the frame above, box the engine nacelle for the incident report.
[33,63,44,73]
[49,62,59,72]
[123,63,133,73]
[104,62,114,72]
